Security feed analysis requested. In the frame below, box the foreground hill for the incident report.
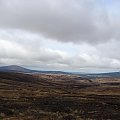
[0,72,120,120]
[0,72,94,88]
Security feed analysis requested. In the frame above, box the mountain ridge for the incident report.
[0,65,120,77]
[0,65,70,74]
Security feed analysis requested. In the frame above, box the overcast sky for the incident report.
[0,0,120,72]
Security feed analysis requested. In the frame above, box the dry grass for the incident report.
[0,72,120,120]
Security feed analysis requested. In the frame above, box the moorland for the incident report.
[0,71,120,120]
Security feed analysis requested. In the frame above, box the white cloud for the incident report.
[1,30,120,72]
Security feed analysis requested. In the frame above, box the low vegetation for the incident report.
[0,72,120,120]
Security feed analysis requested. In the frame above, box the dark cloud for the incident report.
[0,0,117,44]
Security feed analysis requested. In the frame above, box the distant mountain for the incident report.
[86,72,120,78]
[0,65,70,74]
[70,71,120,78]
[0,65,32,73]
[1,65,120,77]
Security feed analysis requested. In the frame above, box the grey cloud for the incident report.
[0,0,117,44]
[1,0,120,72]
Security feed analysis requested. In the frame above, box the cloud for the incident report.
[0,0,118,44]
[0,30,71,70]
[0,0,120,72]
[1,29,120,72]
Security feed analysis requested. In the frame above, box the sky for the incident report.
[0,0,120,73]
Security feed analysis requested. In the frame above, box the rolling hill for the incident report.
[0,65,70,74]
